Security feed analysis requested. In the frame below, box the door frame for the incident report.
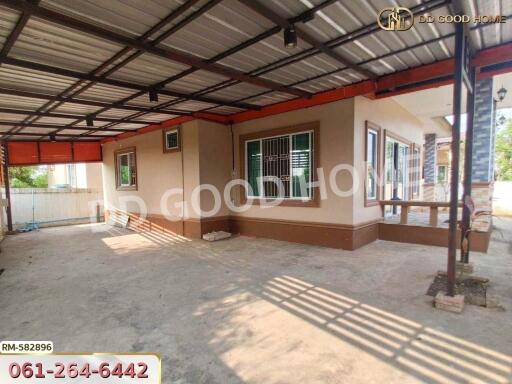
[383,130,412,215]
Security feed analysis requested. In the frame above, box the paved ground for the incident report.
[1,218,511,384]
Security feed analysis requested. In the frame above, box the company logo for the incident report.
[378,7,507,31]
[377,7,414,31]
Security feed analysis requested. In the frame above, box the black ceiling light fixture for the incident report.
[86,116,94,127]
[283,25,297,49]
[49,134,56,142]
[149,89,159,103]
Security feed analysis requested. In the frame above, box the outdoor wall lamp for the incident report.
[497,86,507,102]
[86,116,94,127]
[49,134,56,142]
[284,25,297,49]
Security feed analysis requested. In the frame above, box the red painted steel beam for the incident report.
[472,42,512,68]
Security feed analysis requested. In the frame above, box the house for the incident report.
[0,0,509,254]
[1,1,512,379]
[48,162,102,190]
[102,96,426,250]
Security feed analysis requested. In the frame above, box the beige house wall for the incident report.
[102,119,230,222]
[197,120,232,219]
[102,97,425,227]
[102,120,199,219]
[353,96,425,224]
[231,99,355,225]
[101,96,429,246]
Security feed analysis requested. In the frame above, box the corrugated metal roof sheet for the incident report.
[170,100,218,111]
[51,103,103,116]
[110,53,190,85]
[0,65,77,94]
[11,18,123,73]
[0,0,510,140]
[77,84,137,103]
[165,69,229,94]
[125,93,178,107]
[160,0,277,59]
[0,7,20,45]
[207,82,268,101]
[0,94,48,110]
[40,0,200,38]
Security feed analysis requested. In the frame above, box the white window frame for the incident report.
[117,152,134,187]
[245,129,313,201]
[437,165,448,183]
[412,146,421,195]
[164,129,179,151]
[366,128,379,200]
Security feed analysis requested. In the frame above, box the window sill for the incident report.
[116,186,138,191]
[163,147,181,154]
[244,197,320,208]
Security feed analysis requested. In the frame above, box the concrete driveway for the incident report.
[1,218,511,383]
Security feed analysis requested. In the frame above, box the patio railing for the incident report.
[379,200,463,227]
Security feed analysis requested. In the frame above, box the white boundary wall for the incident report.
[494,181,512,216]
[4,188,103,229]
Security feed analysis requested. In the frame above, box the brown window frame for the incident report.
[162,126,181,153]
[364,121,381,207]
[114,147,137,191]
[239,121,320,208]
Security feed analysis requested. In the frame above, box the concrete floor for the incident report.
[1,219,512,384]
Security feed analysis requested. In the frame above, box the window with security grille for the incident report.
[246,131,312,199]
[165,130,179,150]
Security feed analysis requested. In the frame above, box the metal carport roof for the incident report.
[0,0,510,141]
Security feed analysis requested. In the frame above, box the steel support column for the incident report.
[461,67,476,263]
[447,21,466,297]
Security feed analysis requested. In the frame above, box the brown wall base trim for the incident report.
[378,223,490,253]
[105,210,491,253]
[229,217,379,250]
[104,210,230,239]
[472,182,492,187]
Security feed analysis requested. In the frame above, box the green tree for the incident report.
[33,172,48,187]
[8,166,48,188]
[496,120,512,181]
